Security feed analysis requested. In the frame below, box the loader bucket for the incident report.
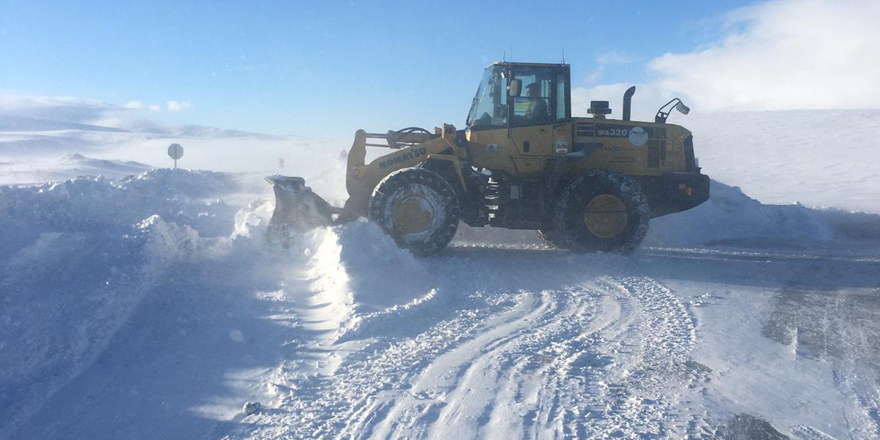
[265,175,340,246]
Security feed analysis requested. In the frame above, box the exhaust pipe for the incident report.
[622,86,636,121]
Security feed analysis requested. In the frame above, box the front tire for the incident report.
[554,170,649,254]
[368,168,460,256]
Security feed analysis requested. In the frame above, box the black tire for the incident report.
[554,170,649,254]
[368,168,460,256]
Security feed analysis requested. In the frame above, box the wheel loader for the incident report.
[266,61,709,256]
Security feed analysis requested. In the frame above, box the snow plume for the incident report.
[573,0,880,116]
[298,221,435,339]
[138,215,232,278]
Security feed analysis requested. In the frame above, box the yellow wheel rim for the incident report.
[392,195,434,234]
[584,194,628,238]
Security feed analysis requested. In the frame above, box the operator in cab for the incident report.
[525,82,550,123]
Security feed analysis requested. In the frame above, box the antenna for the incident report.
[562,48,565,64]
[503,51,506,62]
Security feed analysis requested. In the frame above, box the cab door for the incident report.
[507,67,572,176]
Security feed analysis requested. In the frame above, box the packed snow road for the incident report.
[223,237,880,440]
[268,274,702,440]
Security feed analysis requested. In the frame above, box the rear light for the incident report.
[678,183,693,196]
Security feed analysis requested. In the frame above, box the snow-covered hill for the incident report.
[686,109,880,214]
[2,107,880,439]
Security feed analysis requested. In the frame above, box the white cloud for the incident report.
[125,101,145,110]
[149,104,161,112]
[584,51,633,85]
[595,52,632,66]
[575,0,880,117]
[649,0,880,112]
[167,100,193,112]
[0,94,115,123]
[572,83,677,123]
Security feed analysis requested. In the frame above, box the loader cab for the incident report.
[466,62,571,131]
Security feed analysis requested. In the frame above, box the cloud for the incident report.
[0,94,202,133]
[584,51,633,85]
[128,100,187,112]
[575,0,880,116]
[167,100,193,112]
[649,0,880,112]
[0,94,116,123]
[572,83,675,123]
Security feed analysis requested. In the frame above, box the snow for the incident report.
[2,108,880,439]
[686,110,880,215]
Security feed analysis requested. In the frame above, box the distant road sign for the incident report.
[167,144,184,169]
[168,144,184,160]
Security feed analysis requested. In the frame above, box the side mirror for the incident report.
[655,98,690,124]
[508,79,521,97]
[675,101,690,115]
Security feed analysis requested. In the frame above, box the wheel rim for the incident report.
[392,194,435,234]
[583,194,628,238]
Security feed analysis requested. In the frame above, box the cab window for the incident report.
[467,64,569,129]
[509,66,567,127]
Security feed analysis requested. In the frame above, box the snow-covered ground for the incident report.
[1,107,879,439]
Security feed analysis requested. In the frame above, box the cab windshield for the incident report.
[467,64,569,129]
[466,65,506,128]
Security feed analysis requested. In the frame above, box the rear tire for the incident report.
[369,168,460,256]
[554,170,649,254]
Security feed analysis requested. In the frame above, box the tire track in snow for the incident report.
[226,274,707,439]
[226,289,500,440]
[362,276,704,439]
[378,287,610,439]
[832,293,880,439]
[765,264,880,438]
[588,276,710,438]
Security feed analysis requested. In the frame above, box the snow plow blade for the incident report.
[265,175,341,246]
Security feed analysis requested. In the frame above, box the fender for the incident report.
[422,155,468,194]
[345,134,461,218]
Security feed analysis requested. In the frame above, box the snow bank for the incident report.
[647,180,832,247]
[452,178,880,254]
[647,180,880,253]
[0,168,238,250]
[687,109,880,214]
[0,169,240,437]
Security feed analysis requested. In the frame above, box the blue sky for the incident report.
[2,0,878,138]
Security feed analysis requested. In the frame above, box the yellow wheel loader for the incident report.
[267,62,709,256]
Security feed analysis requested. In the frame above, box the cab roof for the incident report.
[489,61,570,69]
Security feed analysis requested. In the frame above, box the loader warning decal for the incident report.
[379,147,427,169]
[628,126,648,147]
